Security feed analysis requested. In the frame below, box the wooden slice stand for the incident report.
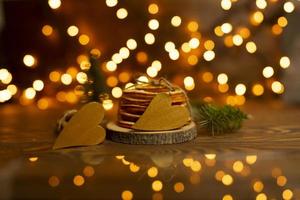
[107,121,197,145]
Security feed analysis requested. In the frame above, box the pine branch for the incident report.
[192,103,248,136]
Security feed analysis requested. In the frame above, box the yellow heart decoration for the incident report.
[132,93,190,131]
[53,102,106,149]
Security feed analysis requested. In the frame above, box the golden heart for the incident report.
[132,93,190,131]
[53,102,106,149]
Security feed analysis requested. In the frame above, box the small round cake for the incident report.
[117,79,190,129]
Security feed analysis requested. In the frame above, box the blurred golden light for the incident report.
[280,56,290,69]
[232,34,243,46]
[118,72,130,83]
[203,50,215,61]
[77,54,88,65]
[116,8,128,19]
[272,24,283,35]
[126,39,137,50]
[278,16,288,27]
[189,38,200,49]
[165,41,176,52]
[251,11,264,26]
[73,175,85,186]
[235,84,246,96]
[112,53,123,64]
[222,195,233,200]
[221,23,232,34]
[129,163,140,173]
[48,0,61,9]
[174,182,184,193]
[37,98,49,110]
[80,61,91,71]
[23,54,36,67]
[284,2,295,13]
[147,67,158,77]
[33,80,44,91]
[262,66,274,78]
[102,99,113,110]
[204,40,215,50]
[171,16,182,27]
[215,26,224,37]
[112,87,123,98]
[256,0,267,9]
[169,49,180,60]
[121,190,133,200]
[222,174,233,186]
[90,48,101,57]
[184,76,195,91]
[78,34,90,45]
[205,154,216,160]
[83,166,95,177]
[187,21,198,32]
[144,33,155,45]
[76,72,88,84]
[148,3,159,14]
[125,82,134,89]
[277,175,287,186]
[148,19,159,30]
[252,84,264,96]
[56,91,66,102]
[183,158,193,167]
[217,73,228,84]
[67,67,78,78]
[1,71,12,84]
[136,51,148,63]
[137,75,149,83]
[236,95,246,106]
[151,60,162,71]
[218,84,229,93]
[246,41,257,53]
[224,35,234,47]
[282,189,293,200]
[147,167,158,178]
[190,160,201,172]
[221,0,232,10]
[0,89,12,103]
[7,84,18,95]
[122,158,130,165]
[66,92,77,104]
[253,181,264,192]
[238,27,251,39]
[181,42,191,53]
[233,160,244,173]
[48,176,60,187]
[152,180,163,192]
[187,55,198,66]
[67,25,79,37]
[119,47,130,59]
[256,193,267,200]
[49,71,60,82]
[61,73,72,85]
[106,61,117,72]
[271,81,284,94]
[29,157,38,162]
[202,72,213,83]
[42,25,53,36]
[24,88,36,100]
[246,155,257,164]
[106,76,118,87]
[106,0,118,7]
[215,170,225,181]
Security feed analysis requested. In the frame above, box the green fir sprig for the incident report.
[192,104,248,136]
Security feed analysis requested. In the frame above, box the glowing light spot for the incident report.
[147,167,158,178]
[83,166,95,177]
[224,35,234,47]
[215,26,224,37]
[151,60,162,71]
[48,176,60,187]
[218,84,229,93]
[251,11,264,25]
[48,0,61,9]
[106,76,118,87]
[152,180,163,192]
[215,170,225,181]
[256,0,267,9]
[187,21,198,32]
[238,27,251,39]
[116,8,128,19]
[246,41,257,53]
[203,50,215,61]
[169,49,179,60]
[29,157,38,162]
[222,174,233,186]
[147,67,158,78]
[129,163,140,173]
[233,161,244,173]
[42,25,53,36]
[112,53,123,64]
[7,84,18,95]
[217,73,228,84]
[256,193,267,200]
[144,33,155,45]
[205,154,216,160]
[221,0,232,10]
[78,34,90,45]
[189,38,200,49]
[102,99,113,110]
[252,84,264,96]
[112,87,123,98]
[148,19,159,30]
[278,16,288,27]
[202,72,213,83]
[222,194,233,200]
[181,42,191,53]
[183,158,194,167]
[280,56,290,69]
[171,16,181,27]
[61,73,72,85]
[271,81,284,94]
[272,24,283,35]
[76,72,88,84]
[137,75,149,83]
[119,47,130,59]
[24,88,36,99]
[37,98,49,110]
[148,3,159,14]
[106,61,117,72]
[174,182,184,193]
[253,181,264,192]
[164,41,176,52]
[262,66,274,78]
[33,80,44,91]
[184,76,195,91]
[67,25,79,37]
[136,51,148,63]
[119,72,130,83]
[23,54,36,67]
[282,189,293,200]
[277,175,287,186]
[121,190,133,200]
[187,55,198,66]
[126,39,137,50]
[246,155,257,164]
[221,23,232,34]
[235,84,246,96]
[233,34,243,46]
[73,175,85,186]
[284,2,295,13]
[106,0,118,7]
[1,71,12,84]
[191,160,201,172]
[204,40,215,50]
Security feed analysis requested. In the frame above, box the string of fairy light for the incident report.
[0,0,298,109]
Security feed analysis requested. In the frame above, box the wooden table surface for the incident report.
[0,102,300,199]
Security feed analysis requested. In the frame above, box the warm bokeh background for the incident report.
[0,0,299,110]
